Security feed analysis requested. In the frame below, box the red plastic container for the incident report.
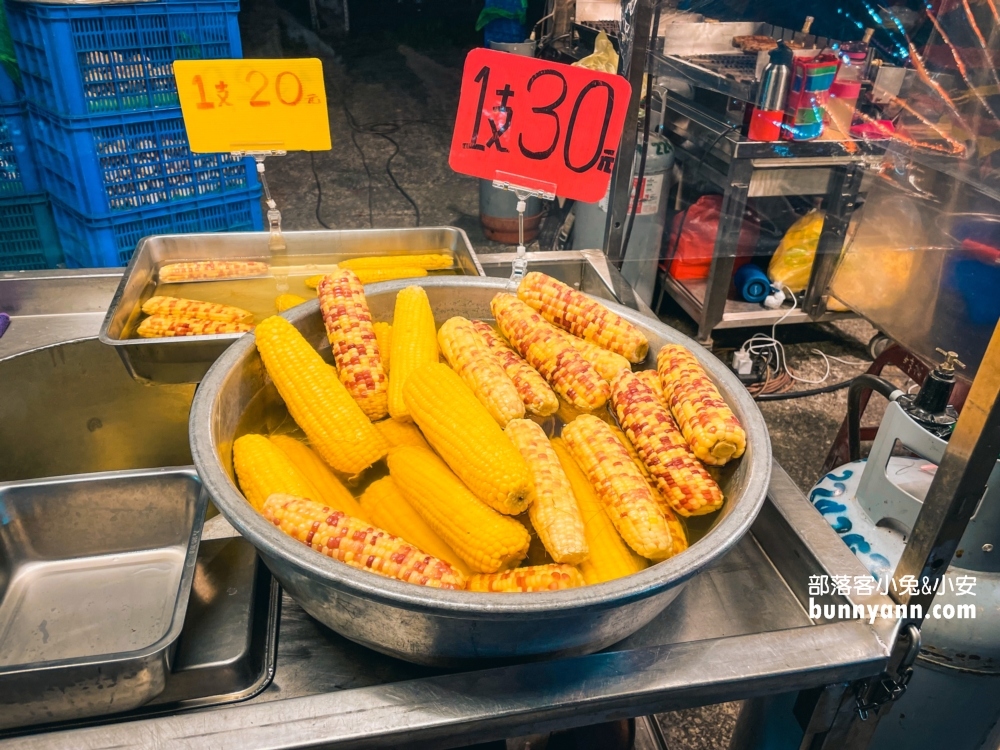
[663,195,759,281]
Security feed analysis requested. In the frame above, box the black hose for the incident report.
[754,377,854,401]
[847,374,900,461]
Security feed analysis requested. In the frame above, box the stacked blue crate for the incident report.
[0,64,62,271]
[6,0,263,268]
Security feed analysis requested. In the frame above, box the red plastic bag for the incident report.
[663,195,759,281]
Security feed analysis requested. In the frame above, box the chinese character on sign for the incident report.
[306,93,320,104]
[955,575,977,596]
[854,576,876,596]
[808,575,829,596]
[831,575,852,596]
[215,81,232,107]
[597,149,616,174]
[897,574,919,596]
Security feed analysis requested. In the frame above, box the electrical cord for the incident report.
[310,152,333,229]
[755,377,855,401]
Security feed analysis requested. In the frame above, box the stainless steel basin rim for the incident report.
[190,277,771,618]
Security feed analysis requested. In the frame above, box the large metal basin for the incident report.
[190,277,771,666]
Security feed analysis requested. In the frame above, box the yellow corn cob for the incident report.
[233,434,322,511]
[403,363,532,515]
[611,370,724,516]
[388,286,439,421]
[141,295,253,323]
[253,316,388,474]
[276,293,308,312]
[262,494,465,589]
[551,439,648,584]
[657,344,746,466]
[438,317,525,426]
[305,269,429,288]
[470,320,559,417]
[634,369,667,407]
[268,434,369,521]
[339,253,453,271]
[373,322,392,373]
[317,270,389,421]
[567,333,631,381]
[491,293,609,411]
[359,477,471,576]
[387,446,530,573]
[505,419,588,564]
[517,271,649,363]
[354,267,429,285]
[467,564,585,592]
[606,423,690,557]
[562,415,673,560]
[374,418,433,452]
[158,260,269,283]
[136,315,253,338]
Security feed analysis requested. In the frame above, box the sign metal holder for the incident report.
[234,150,288,252]
[492,171,556,281]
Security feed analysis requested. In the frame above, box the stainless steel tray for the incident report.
[0,536,280,736]
[0,467,208,729]
[99,227,483,385]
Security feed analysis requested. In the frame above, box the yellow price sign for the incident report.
[173,58,331,153]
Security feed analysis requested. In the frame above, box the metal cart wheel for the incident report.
[868,333,892,361]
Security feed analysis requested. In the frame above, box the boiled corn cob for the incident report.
[373,322,392,373]
[562,415,673,560]
[606,423,690,557]
[438,317,524,426]
[339,253,453,271]
[387,446,530,573]
[158,260,269,283]
[634,369,667,407]
[517,272,649,363]
[268,434,369,521]
[233,434,322,511]
[467,564,584,592]
[141,295,253,323]
[505,419,588,565]
[491,293,609,411]
[262,494,465,589]
[470,320,559,417]
[137,315,253,338]
[403,363,532,515]
[254,315,388,474]
[276,293,308,312]
[388,286,439,421]
[359,477,471,576]
[567,333,631,381]
[375,418,433,452]
[611,370,723,516]
[317,270,389,421]
[551,439,649,584]
[657,344,746,466]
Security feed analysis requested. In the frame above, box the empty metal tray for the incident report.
[0,467,207,729]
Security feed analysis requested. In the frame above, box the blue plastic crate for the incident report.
[0,105,40,196]
[53,187,262,267]
[0,64,22,106]
[28,105,257,215]
[0,192,63,270]
[7,0,241,118]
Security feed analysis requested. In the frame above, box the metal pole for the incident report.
[603,0,655,269]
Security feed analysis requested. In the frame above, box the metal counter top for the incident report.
[0,264,900,749]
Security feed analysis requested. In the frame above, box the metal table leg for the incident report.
[697,158,754,345]
[803,164,864,317]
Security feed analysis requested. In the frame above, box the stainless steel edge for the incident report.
[189,276,772,664]
[0,620,884,750]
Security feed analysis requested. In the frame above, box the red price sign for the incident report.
[449,49,631,203]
